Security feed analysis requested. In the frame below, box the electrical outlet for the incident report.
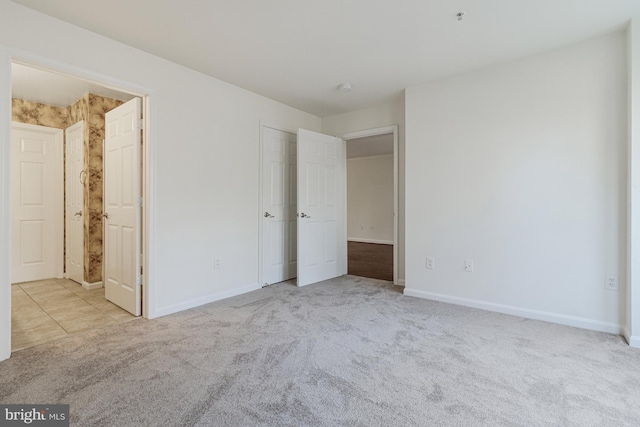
[605,275,618,291]
[214,259,221,270]
[426,257,434,270]
[465,259,474,272]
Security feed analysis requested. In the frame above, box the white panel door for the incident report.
[297,129,346,287]
[11,123,63,283]
[104,98,141,316]
[261,127,297,285]
[65,121,84,284]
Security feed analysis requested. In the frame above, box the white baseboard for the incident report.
[347,237,393,245]
[623,328,640,348]
[82,281,103,290]
[154,282,262,318]
[403,287,622,335]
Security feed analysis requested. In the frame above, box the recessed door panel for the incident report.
[20,162,44,206]
[305,163,319,207]
[270,161,285,207]
[20,220,44,264]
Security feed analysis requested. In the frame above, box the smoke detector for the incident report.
[338,83,352,93]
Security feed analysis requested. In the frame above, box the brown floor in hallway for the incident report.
[347,241,393,281]
[11,278,138,352]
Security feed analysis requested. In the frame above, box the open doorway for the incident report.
[342,126,399,284]
[10,62,146,352]
[345,133,394,281]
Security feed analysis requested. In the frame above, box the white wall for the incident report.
[347,155,394,243]
[322,98,406,282]
[405,32,627,333]
[0,1,321,360]
[627,20,640,348]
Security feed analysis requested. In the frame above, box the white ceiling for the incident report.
[347,134,394,159]
[12,63,136,107]
[9,0,640,116]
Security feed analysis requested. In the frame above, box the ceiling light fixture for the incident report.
[338,83,352,93]
[456,11,465,21]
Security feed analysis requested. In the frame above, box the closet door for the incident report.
[261,126,297,285]
[297,129,346,287]
[104,98,141,316]
[11,123,63,283]
[65,121,84,284]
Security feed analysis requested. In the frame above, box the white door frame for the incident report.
[1,50,154,361]
[341,125,399,285]
[257,121,298,287]
[11,121,64,281]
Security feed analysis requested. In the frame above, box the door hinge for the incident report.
[137,119,144,130]
[137,197,143,207]
[137,275,143,287]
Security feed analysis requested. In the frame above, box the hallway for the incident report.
[11,278,138,352]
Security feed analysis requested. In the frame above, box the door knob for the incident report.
[264,212,274,218]
[74,211,82,217]
[102,213,109,219]
[300,212,311,218]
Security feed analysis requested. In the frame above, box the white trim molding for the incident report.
[154,282,262,318]
[404,287,622,335]
[0,50,11,362]
[82,281,103,290]
[623,327,640,348]
[347,237,393,245]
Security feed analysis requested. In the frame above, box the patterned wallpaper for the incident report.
[13,94,124,285]
[12,99,68,128]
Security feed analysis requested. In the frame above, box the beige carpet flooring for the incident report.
[1,275,639,426]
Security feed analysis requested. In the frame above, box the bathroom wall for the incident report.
[12,98,67,128]
[12,94,123,285]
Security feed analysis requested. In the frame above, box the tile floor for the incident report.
[11,278,138,352]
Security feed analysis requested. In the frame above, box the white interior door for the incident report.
[297,129,347,287]
[65,121,84,284]
[11,123,63,283]
[261,127,297,285]
[104,98,141,316]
